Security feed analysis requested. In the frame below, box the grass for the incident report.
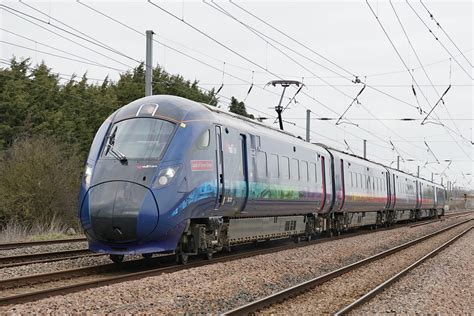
[0,216,82,243]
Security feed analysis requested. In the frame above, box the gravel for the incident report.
[0,242,88,257]
[353,228,473,314]
[262,221,472,314]
[1,215,472,314]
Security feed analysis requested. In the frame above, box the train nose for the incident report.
[81,181,159,243]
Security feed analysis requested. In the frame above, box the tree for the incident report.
[229,96,254,119]
[0,135,81,227]
[0,57,250,227]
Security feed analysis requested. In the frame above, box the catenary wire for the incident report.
[0,5,134,70]
[405,0,473,80]
[0,27,126,72]
[0,3,141,65]
[419,0,473,68]
[389,1,473,158]
[207,1,440,163]
[75,0,291,102]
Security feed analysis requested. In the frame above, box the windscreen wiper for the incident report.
[105,126,127,163]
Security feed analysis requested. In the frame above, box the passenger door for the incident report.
[215,126,249,214]
[214,126,224,210]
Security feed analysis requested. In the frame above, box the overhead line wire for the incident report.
[230,0,426,113]
[0,3,141,65]
[229,0,355,78]
[0,5,134,70]
[0,40,128,71]
[214,1,434,161]
[220,2,444,169]
[405,0,473,80]
[19,1,131,63]
[366,0,432,114]
[365,1,471,162]
[390,1,472,158]
[0,27,126,72]
[76,0,289,101]
[419,0,473,68]
[205,0,358,103]
[147,0,365,132]
[204,0,397,149]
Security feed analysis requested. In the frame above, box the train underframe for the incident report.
[174,208,443,264]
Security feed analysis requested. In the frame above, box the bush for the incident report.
[0,135,82,228]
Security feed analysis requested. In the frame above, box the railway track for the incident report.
[0,249,100,268]
[0,218,434,306]
[0,212,466,268]
[0,215,470,306]
[409,210,473,228]
[0,238,87,251]
[334,226,472,315]
[223,219,472,315]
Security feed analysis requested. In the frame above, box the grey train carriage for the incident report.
[79,95,446,262]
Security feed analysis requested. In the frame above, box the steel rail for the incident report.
[0,249,97,268]
[409,211,473,228]
[1,216,468,305]
[0,237,87,250]
[0,220,420,306]
[0,254,175,291]
[334,225,473,315]
[222,219,471,315]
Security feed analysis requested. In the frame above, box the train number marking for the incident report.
[191,160,213,171]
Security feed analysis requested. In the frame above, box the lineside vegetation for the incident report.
[0,57,251,236]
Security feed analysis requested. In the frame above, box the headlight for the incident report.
[153,165,180,189]
[84,164,93,188]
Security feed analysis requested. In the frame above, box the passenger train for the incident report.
[79,95,446,263]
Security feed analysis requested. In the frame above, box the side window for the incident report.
[279,156,290,179]
[268,153,279,179]
[291,158,299,180]
[196,129,210,149]
[257,151,267,178]
[309,163,316,183]
[300,161,308,182]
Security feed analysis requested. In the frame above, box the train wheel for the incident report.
[176,253,189,265]
[110,254,124,264]
[142,253,153,260]
[204,252,213,260]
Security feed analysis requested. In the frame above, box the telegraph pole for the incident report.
[397,156,400,170]
[306,109,311,142]
[145,30,154,97]
[363,139,367,159]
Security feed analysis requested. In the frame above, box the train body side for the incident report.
[79,95,447,260]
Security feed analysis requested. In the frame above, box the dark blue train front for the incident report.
[79,95,221,262]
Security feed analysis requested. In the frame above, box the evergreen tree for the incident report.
[229,96,254,119]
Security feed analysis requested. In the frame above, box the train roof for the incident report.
[117,95,445,189]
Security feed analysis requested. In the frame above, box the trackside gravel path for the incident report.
[1,216,471,313]
[352,229,473,314]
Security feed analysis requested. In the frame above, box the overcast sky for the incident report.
[1,0,472,189]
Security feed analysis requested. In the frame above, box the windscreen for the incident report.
[103,118,175,160]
